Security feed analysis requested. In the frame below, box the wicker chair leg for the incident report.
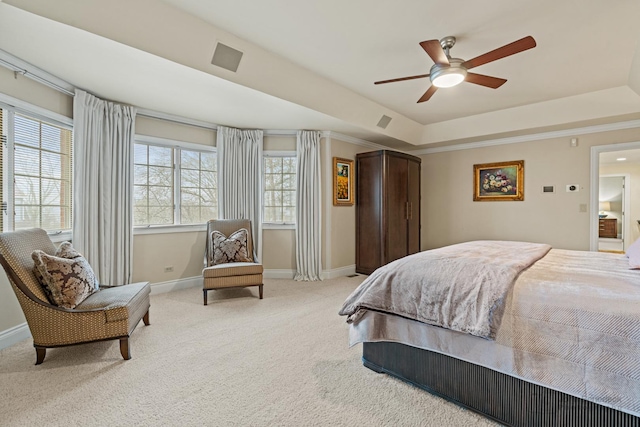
[259,284,263,299]
[143,310,150,326]
[35,347,46,365]
[203,289,208,305]
[119,338,131,360]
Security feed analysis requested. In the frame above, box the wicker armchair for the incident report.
[0,228,150,364]
[202,219,264,305]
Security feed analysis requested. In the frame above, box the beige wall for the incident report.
[0,66,72,116]
[600,162,640,249]
[329,138,374,269]
[136,116,215,146]
[419,128,640,251]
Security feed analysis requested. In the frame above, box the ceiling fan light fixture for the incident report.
[430,59,467,88]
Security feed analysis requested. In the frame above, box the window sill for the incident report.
[48,231,72,243]
[262,223,295,230]
[133,224,207,235]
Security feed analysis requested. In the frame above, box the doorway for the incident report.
[590,141,640,252]
[598,175,625,252]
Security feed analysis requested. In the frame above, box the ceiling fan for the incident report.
[374,35,536,103]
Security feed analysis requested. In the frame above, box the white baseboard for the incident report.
[0,322,31,351]
[150,276,202,295]
[264,265,357,280]
[263,269,295,279]
[322,264,357,280]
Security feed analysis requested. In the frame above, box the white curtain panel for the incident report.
[72,90,136,286]
[294,130,322,281]
[217,126,263,261]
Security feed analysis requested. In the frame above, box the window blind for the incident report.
[12,113,73,231]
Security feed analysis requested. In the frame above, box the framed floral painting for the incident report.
[473,160,524,201]
[333,157,354,205]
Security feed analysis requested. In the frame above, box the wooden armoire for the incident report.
[356,150,421,275]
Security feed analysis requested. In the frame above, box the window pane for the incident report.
[181,169,199,188]
[14,206,40,230]
[41,124,62,152]
[134,144,148,164]
[41,151,63,179]
[133,185,148,206]
[282,191,295,207]
[148,186,172,206]
[14,115,39,147]
[148,206,173,225]
[283,207,296,223]
[181,190,200,206]
[201,171,216,189]
[41,179,62,205]
[148,166,172,186]
[15,176,40,205]
[282,174,295,190]
[263,156,296,224]
[134,165,148,185]
[149,145,172,167]
[133,206,149,226]
[181,150,200,169]
[283,157,296,173]
[14,146,40,176]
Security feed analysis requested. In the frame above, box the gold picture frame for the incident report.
[333,157,354,206]
[473,160,524,201]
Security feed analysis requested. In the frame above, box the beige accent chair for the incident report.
[202,219,264,305]
[0,228,150,365]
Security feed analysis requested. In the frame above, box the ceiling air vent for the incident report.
[211,43,243,72]
[376,115,392,129]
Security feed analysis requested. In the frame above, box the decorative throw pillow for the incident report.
[32,243,99,309]
[211,229,252,265]
[626,237,640,269]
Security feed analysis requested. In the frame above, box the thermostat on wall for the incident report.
[566,184,580,192]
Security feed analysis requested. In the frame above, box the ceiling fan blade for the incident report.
[465,72,507,89]
[374,74,430,85]
[462,36,536,70]
[417,85,438,103]
[420,40,449,65]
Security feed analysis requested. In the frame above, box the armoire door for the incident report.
[407,159,421,254]
[386,154,409,264]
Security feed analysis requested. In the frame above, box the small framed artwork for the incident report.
[333,157,354,206]
[473,160,524,201]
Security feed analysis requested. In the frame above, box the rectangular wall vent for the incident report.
[376,115,392,129]
[211,43,243,72]
[542,185,555,193]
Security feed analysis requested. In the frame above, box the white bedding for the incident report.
[347,248,640,417]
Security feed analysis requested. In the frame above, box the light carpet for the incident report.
[0,276,497,426]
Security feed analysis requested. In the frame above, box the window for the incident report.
[1,107,73,233]
[263,154,296,224]
[133,138,216,227]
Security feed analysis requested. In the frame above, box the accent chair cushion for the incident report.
[211,229,252,265]
[32,243,99,309]
[203,262,264,278]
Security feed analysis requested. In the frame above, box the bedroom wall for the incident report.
[329,138,376,270]
[418,127,640,251]
[600,162,640,249]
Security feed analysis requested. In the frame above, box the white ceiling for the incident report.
[1,0,640,149]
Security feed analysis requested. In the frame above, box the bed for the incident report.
[339,241,640,426]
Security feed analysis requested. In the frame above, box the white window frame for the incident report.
[0,94,73,242]
[133,134,216,235]
[262,150,296,230]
